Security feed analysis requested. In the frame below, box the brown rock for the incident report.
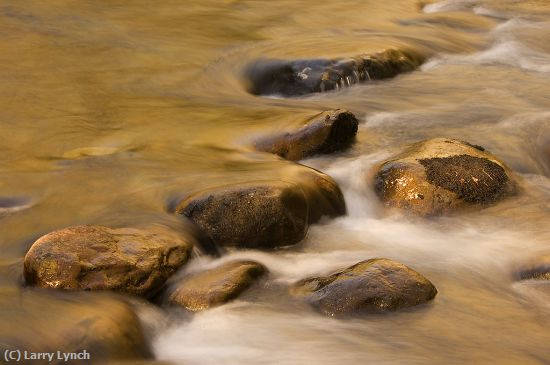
[255,109,358,161]
[24,225,194,297]
[167,260,267,311]
[174,166,345,249]
[291,258,437,316]
[374,138,516,216]
[0,289,152,363]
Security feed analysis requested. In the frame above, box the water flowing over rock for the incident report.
[166,260,267,312]
[373,138,516,216]
[245,49,425,97]
[0,289,152,363]
[255,109,359,161]
[291,258,437,316]
[173,166,345,249]
[24,225,194,298]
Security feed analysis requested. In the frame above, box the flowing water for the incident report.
[1,0,550,364]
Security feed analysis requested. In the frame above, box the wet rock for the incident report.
[173,166,345,249]
[166,260,267,311]
[24,225,194,297]
[374,138,516,216]
[245,49,424,97]
[0,289,152,363]
[255,109,359,161]
[517,254,550,281]
[291,258,437,316]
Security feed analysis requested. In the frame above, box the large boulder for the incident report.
[245,49,424,97]
[173,166,345,249]
[0,289,152,364]
[255,109,359,161]
[374,138,516,216]
[291,258,437,316]
[24,225,194,298]
[166,260,267,312]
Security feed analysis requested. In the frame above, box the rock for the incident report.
[255,109,359,161]
[173,166,345,249]
[0,289,152,363]
[24,225,194,298]
[517,254,550,281]
[166,260,267,311]
[374,138,516,216]
[245,48,424,97]
[291,258,437,316]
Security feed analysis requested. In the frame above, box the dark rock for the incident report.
[174,166,345,249]
[255,109,359,161]
[374,138,516,216]
[0,289,152,363]
[517,255,550,281]
[245,48,425,97]
[166,260,267,311]
[291,258,437,316]
[24,225,194,298]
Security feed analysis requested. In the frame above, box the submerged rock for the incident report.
[166,260,267,311]
[255,109,359,161]
[24,225,194,298]
[173,166,345,249]
[291,258,437,316]
[517,254,550,281]
[245,49,424,97]
[0,196,33,217]
[374,138,516,216]
[0,289,152,363]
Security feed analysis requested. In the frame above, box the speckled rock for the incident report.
[245,49,424,97]
[291,258,437,316]
[517,254,550,281]
[174,166,345,249]
[24,225,194,298]
[374,138,516,216]
[255,109,359,161]
[0,289,152,363]
[167,260,267,311]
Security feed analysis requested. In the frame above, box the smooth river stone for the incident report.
[173,165,345,249]
[374,138,516,216]
[291,258,437,316]
[255,109,359,161]
[167,260,267,311]
[24,225,194,298]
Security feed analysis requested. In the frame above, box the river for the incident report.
[1,0,550,364]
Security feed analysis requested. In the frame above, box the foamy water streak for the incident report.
[423,17,550,73]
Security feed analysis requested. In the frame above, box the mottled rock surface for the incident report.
[517,254,550,281]
[0,289,152,364]
[374,138,516,216]
[245,49,424,97]
[174,166,345,249]
[291,258,437,316]
[24,225,194,297]
[167,260,267,311]
[255,109,358,161]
